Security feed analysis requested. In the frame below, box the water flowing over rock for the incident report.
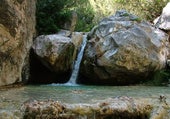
[31,31,84,83]
[68,35,87,84]
[80,10,169,85]
[0,0,36,86]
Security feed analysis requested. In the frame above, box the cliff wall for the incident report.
[0,0,36,86]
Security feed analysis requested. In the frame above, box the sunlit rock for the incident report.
[154,2,170,60]
[154,2,170,30]
[0,0,36,86]
[31,30,85,83]
[32,34,75,74]
[57,30,84,62]
[22,97,153,119]
[81,10,169,85]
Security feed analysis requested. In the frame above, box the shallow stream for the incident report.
[0,85,170,118]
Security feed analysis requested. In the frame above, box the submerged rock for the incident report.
[0,110,22,119]
[81,10,169,85]
[0,0,36,86]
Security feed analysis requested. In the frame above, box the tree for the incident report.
[36,0,95,35]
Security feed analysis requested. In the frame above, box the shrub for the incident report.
[36,0,169,35]
[114,0,169,22]
[36,0,95,35]
[36,0,70,35]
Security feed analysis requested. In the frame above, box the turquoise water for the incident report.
[0,84,170,118]
[1,85,170,118]
[1,85,170,107]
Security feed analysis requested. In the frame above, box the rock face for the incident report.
[32,35,75,74]
[57,30,84,62]
[154,2,170,30]
[154,2,170,64]
[154,2,170,42]
[0,0,36,86]
[80,10,169,85]
[31,30,84,83]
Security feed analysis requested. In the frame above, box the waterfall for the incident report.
[67,35,87,84]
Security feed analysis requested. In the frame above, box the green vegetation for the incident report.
[88,0,169,22]
[36,0,169,35]
[36,0,95,35]
[114,0,169,22]
[145,70,170,86]
[36,0,170,85]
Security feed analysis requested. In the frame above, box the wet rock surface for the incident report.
[81,10,169,85]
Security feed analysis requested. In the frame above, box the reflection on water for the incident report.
[0,85,170,112]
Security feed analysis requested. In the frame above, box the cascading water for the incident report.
[67,35,87,85]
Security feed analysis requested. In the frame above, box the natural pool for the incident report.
[0,85,170,118]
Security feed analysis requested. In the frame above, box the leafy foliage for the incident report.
[75,5,95,32]
[36,0,69,35]
[36,0,95,35]
[146,69,170,86]
[114,0,169,22]
[36,0,169,34]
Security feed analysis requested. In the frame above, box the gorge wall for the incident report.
[0,0,36,86]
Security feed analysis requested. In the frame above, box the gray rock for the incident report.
[57,30,85,63]
[154,2,170,30]
[32,34,75,74]
[0,0,36,86]
[31,30,85,83]
[81,10,169,85]
[22,97,153,119]
[154,2,170,61]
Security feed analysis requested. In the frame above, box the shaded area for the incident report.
[79,71,155,86]
[28,49,70,84]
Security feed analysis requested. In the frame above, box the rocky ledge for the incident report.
[22,96,170,119]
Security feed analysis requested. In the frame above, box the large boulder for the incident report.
[154,2,170,30]
[154,2,170,60]
[32,35,75,74]
[0,0,36,86]
[57,30,84,62]
[31,30,84,83]
[80,10,169,85]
